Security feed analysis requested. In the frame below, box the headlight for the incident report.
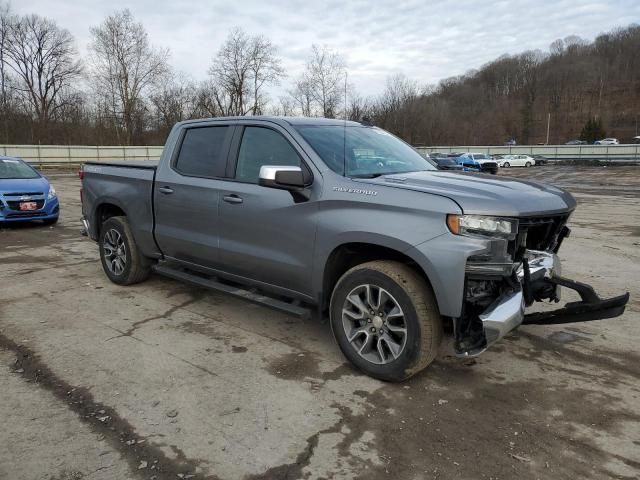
[48,185,56,199]
[447,214,517,238]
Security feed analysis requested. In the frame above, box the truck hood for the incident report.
[0,176,48,195]
[356,171,576,216]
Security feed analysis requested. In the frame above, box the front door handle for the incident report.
[158,186,174,194]
[223,194,243,204]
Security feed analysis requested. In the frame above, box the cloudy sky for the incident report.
[14,0,640,97]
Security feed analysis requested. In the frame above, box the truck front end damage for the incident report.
[452,213,630,357]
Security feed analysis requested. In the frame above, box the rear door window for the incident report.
[174,126,231,178]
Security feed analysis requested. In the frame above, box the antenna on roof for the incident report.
[343,70,348,176]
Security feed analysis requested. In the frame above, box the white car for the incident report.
[498,155,535,168]
[594,138,619,145]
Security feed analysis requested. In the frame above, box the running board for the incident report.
[152,264,312,320]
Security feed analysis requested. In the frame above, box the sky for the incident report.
[13,0,640,99]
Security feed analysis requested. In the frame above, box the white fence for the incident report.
[1,143,639,166]
[415,144,640,162]
[0,144,164,165]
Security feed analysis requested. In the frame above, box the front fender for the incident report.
[406,233,490,317]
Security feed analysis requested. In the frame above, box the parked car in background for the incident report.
[497,154,535,168]
[463,152,498,174]
[594,138,619,145]
[450,153,480,172]
[565,140,587,145]
[432,156,463,171]
[504,138,516,146]
[633,136,640,144]
[0,156,59,224]
[532,155,548,166]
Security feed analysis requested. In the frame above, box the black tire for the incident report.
[43,216,58,225]
[99,216,151,285]
[330,260,442,382]
[525,161,532,167]
[502,162,510,168]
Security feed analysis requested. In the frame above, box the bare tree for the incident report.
[192,81,223,118]
[518,50,544,144]
[248,34,284,115]
[209,28,284,116]
[549,39,564,56]
[277,96,295,116]
[304,44,346,118]
[289,77,314,116]
[89,9,169,145]
[0,2,13,143]
[150,73,199,136]
[5,13,81,143]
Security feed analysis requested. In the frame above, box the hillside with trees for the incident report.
[0,1,638,146]
[370,26,640,145]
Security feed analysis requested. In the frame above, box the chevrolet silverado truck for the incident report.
[80,117,629,382]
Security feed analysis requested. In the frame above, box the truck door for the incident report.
[216,125,318,297]
[153,124,234,268]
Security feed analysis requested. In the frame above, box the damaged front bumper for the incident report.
[455,249,630,357]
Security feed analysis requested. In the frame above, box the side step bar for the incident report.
[152,264,312,320]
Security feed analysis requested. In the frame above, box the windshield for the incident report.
[295,125,437,177]
[0,158,40,179]
[474,154,488,160]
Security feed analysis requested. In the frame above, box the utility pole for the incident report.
[546,113,551,145]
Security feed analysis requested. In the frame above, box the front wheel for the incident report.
[330,261,442,382]
[525,161,532,167]
[502,162,510,168]
[99,216,151,285]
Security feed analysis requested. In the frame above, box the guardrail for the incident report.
[415,145,640,163]
[0,144,164,166]
[1,143,639,166]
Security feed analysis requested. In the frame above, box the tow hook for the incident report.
[523,274,629,325]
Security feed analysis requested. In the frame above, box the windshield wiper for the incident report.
[351,173,385,179]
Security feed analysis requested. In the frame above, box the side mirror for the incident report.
[259,165,306,190]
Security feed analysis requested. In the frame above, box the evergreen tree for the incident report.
[579,117,606,143]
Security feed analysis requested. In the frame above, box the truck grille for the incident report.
[517,214,570,251]
[480,162,498,171]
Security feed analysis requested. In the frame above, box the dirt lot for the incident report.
[1,166,638,480]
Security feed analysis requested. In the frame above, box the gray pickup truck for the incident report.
[80,117,629,381]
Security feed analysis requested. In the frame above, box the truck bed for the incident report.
[82,160,158,257]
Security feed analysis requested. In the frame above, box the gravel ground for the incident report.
[0,166,638,480]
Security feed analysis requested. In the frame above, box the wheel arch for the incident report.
[318,240,442,316]
[92,198,128,239]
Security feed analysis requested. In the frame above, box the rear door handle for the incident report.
[158,186,174,194]
[223,194,243,204]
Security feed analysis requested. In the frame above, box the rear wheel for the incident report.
[502,162,510,168]
[99,216,151,285]
[330,261,442,382]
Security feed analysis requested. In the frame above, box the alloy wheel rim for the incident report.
[103,228,127,275]
[341,284,408,365]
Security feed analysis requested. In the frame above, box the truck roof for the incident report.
[177,116,364,128]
